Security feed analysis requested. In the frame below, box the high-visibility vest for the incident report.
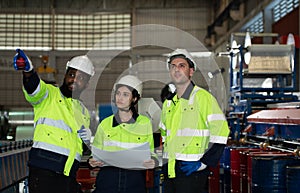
[160,86,229,178]
[93,114,155,153]
[24,80,90,176]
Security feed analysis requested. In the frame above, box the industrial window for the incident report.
[241,13,263,33]
[240,0,299,33]
[0,13,131,50]
[0,14,52,50]
[247,15,263,33]
[273,0,299,22]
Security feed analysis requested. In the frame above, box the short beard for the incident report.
[60,81,81,99]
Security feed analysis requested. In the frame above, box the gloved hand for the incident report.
[13,49,33,72]
[180,161,206,176]
[78,126,92,144]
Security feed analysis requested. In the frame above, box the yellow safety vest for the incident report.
[93,114,155,153]
[160,86,229,178]
[24,80,90,176]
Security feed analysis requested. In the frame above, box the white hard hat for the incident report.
[166,48,196,71]
[114,75,143,96]
[66,55,95,76]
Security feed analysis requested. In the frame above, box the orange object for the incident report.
[209,164,220,193]
[76,168,99,191]
[145,169,154,188]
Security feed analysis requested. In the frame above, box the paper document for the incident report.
[91,142,151,169]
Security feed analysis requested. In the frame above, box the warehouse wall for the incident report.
[0,5,213,111]
[135,8,209,41]
[272,7,299,91]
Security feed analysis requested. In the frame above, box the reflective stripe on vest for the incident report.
[188,87,200,105]
[207,113,227,143]
[166,87,200,108]
[210,135,228,144]
[163,152,204,161]
[32,141,81,161]
[159,121,167,142]
[164,86,204,178]
[78,101,87,115]
[30,89,49,106]
[208,113,226,122]
[175,128,210,137]
[35,117,73,133]
[104,140,144,149]
[159,121,166,132]
[25,80,89,177]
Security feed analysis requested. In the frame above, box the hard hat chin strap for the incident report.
[118,107,131,112]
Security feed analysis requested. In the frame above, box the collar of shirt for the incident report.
[177,81,195,100]
[112,111,139,127]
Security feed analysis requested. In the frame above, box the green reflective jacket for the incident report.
[160,85,229,177]
[93,114,155,155]
[24,80,90,176]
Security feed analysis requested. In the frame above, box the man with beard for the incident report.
[13,49,94,193]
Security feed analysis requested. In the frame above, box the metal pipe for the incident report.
[243,139,299,156]
[7,110,34,125]
[267,145,295,154]
[8,120,34,125]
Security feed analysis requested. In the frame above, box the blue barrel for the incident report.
[251,154,299,193]
[286,166,300,193]
[220,146,252,193]
[220,146,231,169]
[219,146,231,193]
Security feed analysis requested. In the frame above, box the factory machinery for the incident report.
[228,32,298,139]
[0,140,32,193]
[0,107,99,193]
[0,108,34,193]
[1,35,300,192]
[210,32,300,193]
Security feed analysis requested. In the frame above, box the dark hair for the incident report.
[169,54,194,69]
[114,84,140,112]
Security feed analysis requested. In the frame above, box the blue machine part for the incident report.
[247,109,300,140]
[251,156,300,193]
[250,123,300,140]
[219,146,231,170]
[286,166,300,193]
[251,123,278,137]
[277,125,300,140]
[98,104,117,122]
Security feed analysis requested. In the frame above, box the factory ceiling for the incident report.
[0,0,210,13]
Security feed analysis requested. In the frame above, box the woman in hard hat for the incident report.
[89,75,158,193]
